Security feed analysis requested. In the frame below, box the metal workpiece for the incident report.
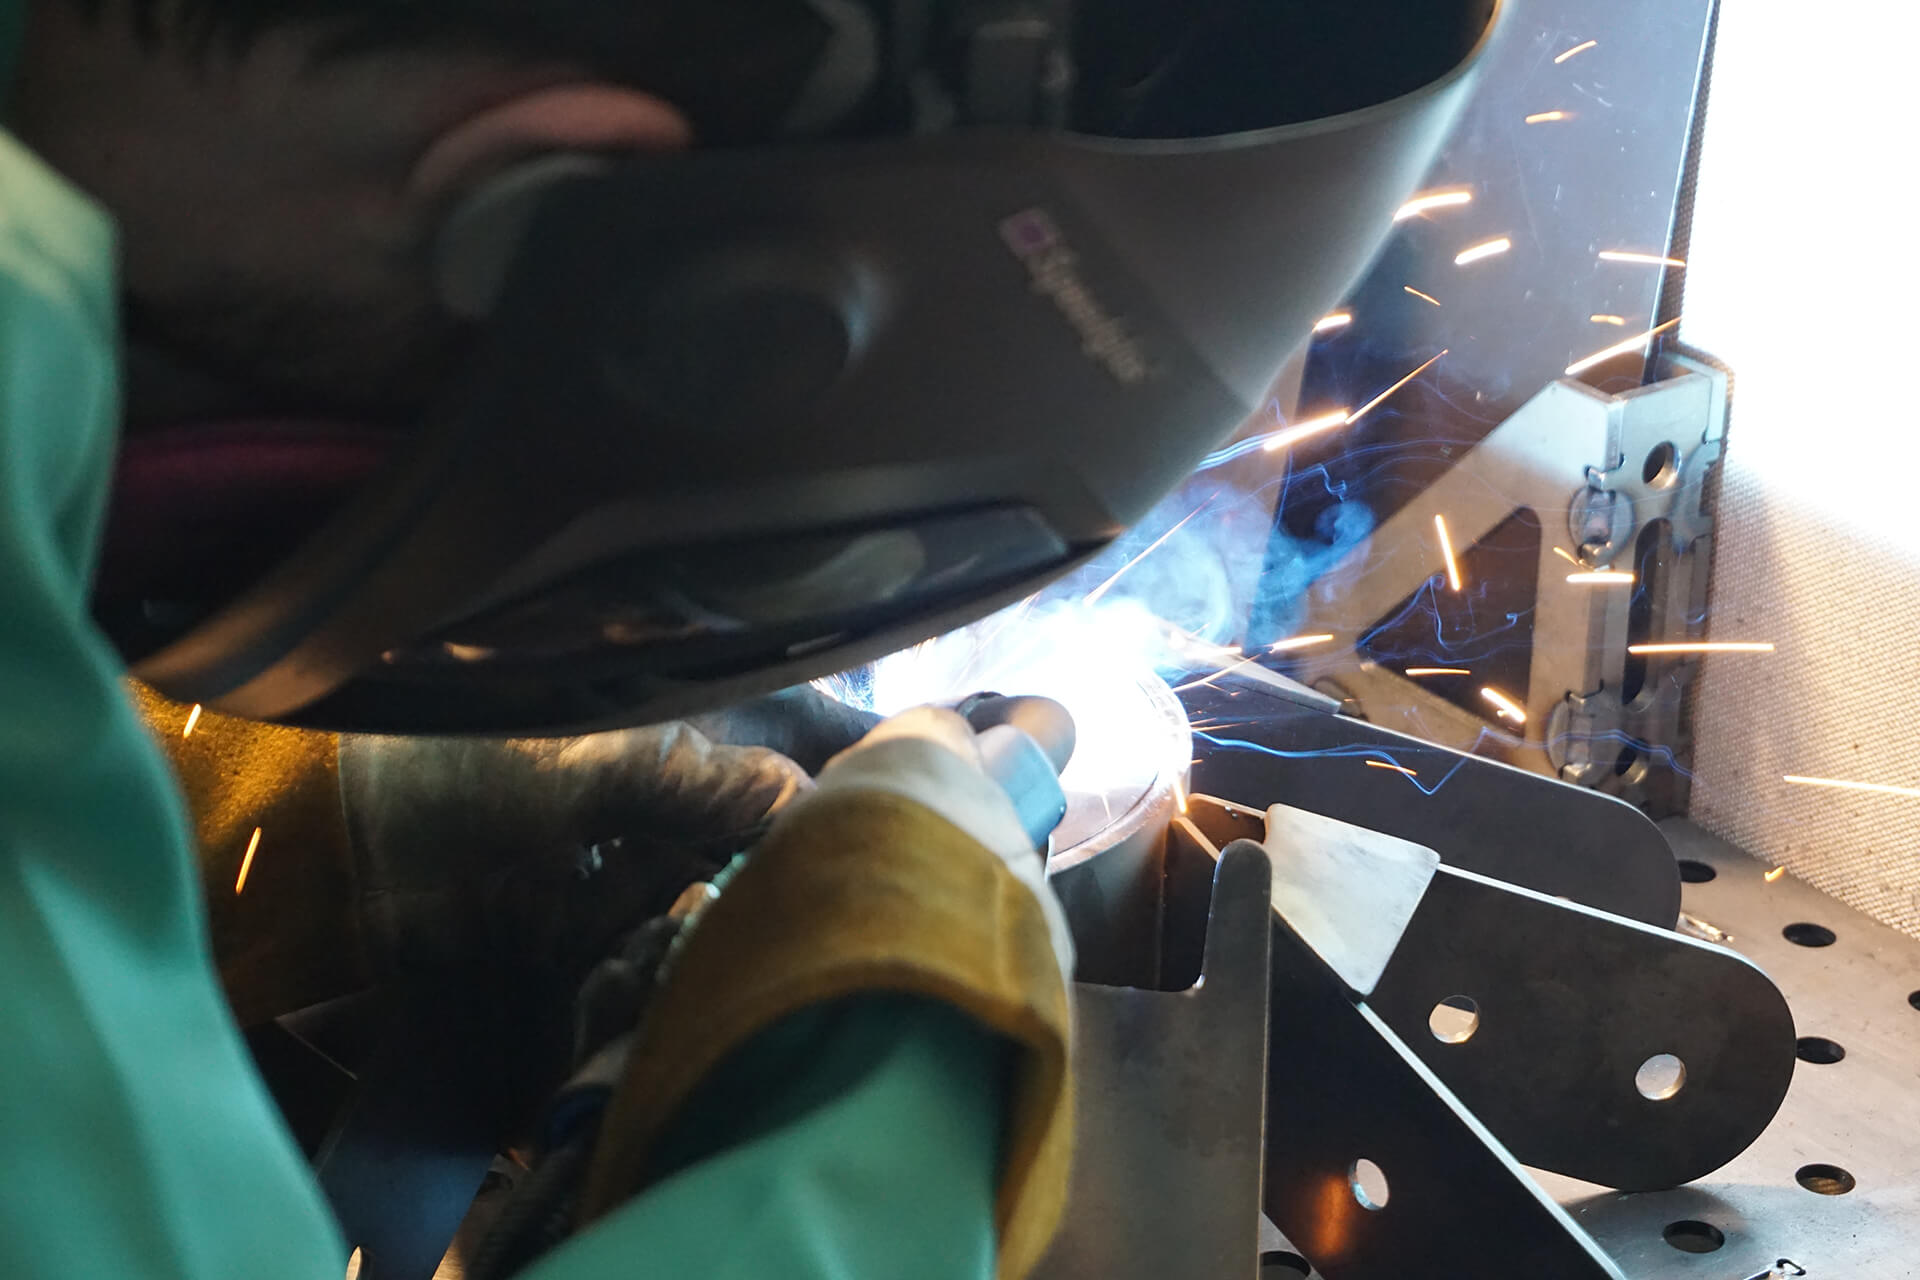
[1278,351,1727,815]
[1181,795,1793,1193]
[1367,865,1796,1191]
[1182,668,1681,927]
[1529,821,1920,1279]
[1035,839,1275,1280]
[1260,804,1438,998]
[1243,837,1625,1279]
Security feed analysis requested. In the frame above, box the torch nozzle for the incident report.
[959,694,1077,776]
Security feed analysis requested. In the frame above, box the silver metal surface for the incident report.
[1528,820,1920,1280]
[1035,838,1274,1280]
[1262,803,1438,997]
[1282,351,1726,813]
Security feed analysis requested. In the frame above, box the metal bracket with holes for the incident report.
[1180,794,1797,1193]
[1168,820,1627,1279]
[1182,666,1682,927]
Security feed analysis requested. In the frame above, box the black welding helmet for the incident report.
[120,0,1501,734]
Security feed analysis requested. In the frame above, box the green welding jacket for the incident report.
[0,28,1049,1278]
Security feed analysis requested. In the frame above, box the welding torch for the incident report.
[956,693,1077,852]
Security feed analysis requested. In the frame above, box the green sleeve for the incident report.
[0,129,345,1279]
[0,124,1006,1280]
[526,996,1004,1280]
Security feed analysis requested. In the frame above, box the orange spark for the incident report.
[1404,286,1442,306]
[1555,39,1598,63]
[1394,189,1474,222]
[1404,667,1470,677]
[1270,633,1336,654]
[1347,350,1448,426]
[1174,776,1190,815]
[1433,515,1464,592]
[183,703,203,739]
[1764,866,1787,883]
[1315,312,1354,333]
[1481,686,1527,724]
[1566,317,1682,376]
[1629,642,1775,655]
[1551,546,1584,566]
[1784,775,1920,801]
[1567,571,1636,585]
[1454,237,1512,266]
[1599,250,1687,268]
[1589,314,1627,326]
[1525,110,1572,124]
[1084,499,1214,605]
[1264,408,1354,452]
[1367,760,1420,778]
[235,827,262,894]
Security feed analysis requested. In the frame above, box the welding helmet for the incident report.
[114,0,1501,734]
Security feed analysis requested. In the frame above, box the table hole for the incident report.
[1795,1036,1845,1065]
[1259,1250,1312,1278]
[1795,1163,1856,1196]
[1663,1220,1725,1253]
[1783,922,1836,947]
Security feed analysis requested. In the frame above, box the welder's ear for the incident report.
[404,83,692,319]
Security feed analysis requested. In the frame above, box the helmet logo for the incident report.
[999,208,1151,386]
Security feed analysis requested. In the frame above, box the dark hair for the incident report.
[76,0,839,143]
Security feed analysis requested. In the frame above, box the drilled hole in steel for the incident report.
[1428,995,1481,1045]
[1643,442,1680,486]
[1349,1159,1391,1211]
[1662,1220,1725,1254]
[1677,859,1717,884]
[1909,990,1920,1012]
[345,1249,364,1280]
[1783,922,1837,947]
[1795,1163,1857,1196]
[1796,1036,1846,1065]
[1259,1250,1313,1278]
[1636,1053,1687,1101]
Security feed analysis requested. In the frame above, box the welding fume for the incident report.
[0,1,1519,1277]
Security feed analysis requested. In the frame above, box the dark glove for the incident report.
[338,719,812,1127]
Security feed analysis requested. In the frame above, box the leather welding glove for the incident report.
[806,705,1075,981]
[575,703,1077,1279]
[125,681,872,1029]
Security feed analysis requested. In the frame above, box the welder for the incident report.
[2,0,1494,1275]
[1,3,1074,1277]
